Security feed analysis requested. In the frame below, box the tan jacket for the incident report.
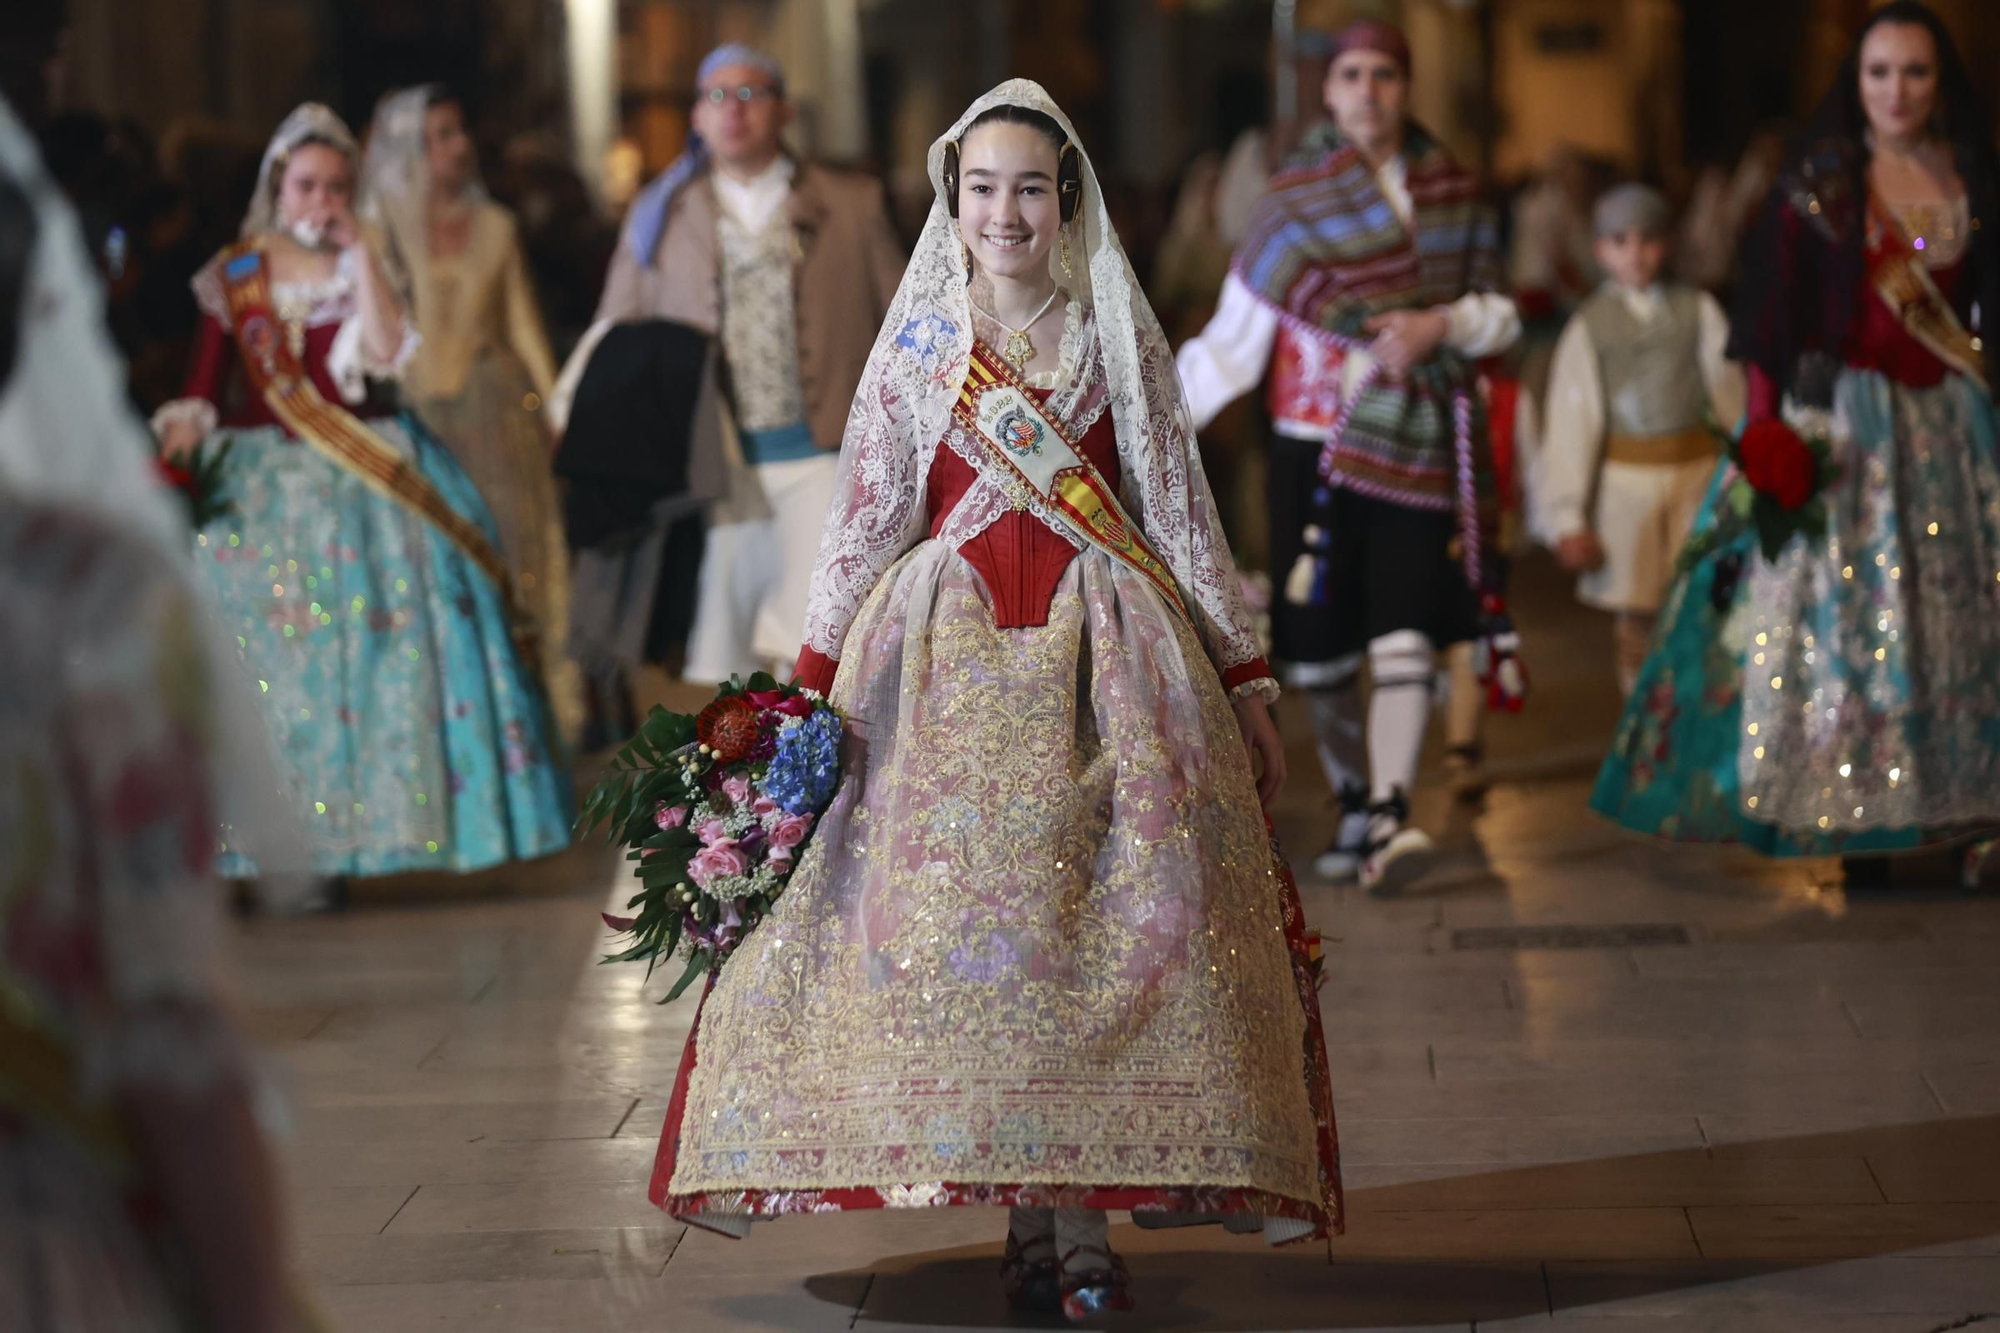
[593,162,906,451]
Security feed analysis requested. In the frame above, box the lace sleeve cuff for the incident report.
[1221,656,1278,704]
[149,398,218,441]
[327,317,422,403]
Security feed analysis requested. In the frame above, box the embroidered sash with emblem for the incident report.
[1868,200,1988,393]
[219,243,518,594]
[950,338,1190,623]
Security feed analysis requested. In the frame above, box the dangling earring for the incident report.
[961,238,974,279]
[1059,223,1075,281]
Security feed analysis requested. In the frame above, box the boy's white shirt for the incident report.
[1533,280,1745,545]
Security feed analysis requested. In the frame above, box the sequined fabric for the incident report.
[414,348,584,744]
[659,544,1338,1230]
[196,413,573,877]
[1740,370,2000,833]
[1593,368,2000,852]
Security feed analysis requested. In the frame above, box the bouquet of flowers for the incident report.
[578,672,843,1000]
[1678,411,1837,574]
[152,438,237,529]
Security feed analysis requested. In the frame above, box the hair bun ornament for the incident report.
[943,139,962,218]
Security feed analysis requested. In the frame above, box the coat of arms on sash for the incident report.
[975,386,1047,458]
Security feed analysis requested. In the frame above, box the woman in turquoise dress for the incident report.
[1592,2,2000,875]
[152,103,570,879]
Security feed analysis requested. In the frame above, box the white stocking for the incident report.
[1367,629,1436,802]
[1008,1205,1055,1253]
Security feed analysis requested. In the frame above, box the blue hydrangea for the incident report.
[761,708,843,815]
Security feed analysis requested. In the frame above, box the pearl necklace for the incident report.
[972,287,1061,371]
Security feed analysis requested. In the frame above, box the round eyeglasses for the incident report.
[701,85,780,105]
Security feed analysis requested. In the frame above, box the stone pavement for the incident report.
[235,556,2000,1331]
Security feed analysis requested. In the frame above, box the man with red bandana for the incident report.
[1178,19,1520,892]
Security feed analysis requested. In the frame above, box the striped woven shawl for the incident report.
[1235,123,1502,512]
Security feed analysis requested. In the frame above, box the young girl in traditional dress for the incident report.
[647,81,1341,1323]
[152,104,571,883]
[1594,2,2000,879]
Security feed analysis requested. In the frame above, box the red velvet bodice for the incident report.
[182,313,398,435]
[1841,253,1962,391]
[924,390,1123,632]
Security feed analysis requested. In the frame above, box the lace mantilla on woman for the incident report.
[799,80,1271,697]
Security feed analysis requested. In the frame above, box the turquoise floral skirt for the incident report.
[1591,367,2000,856]
[194,412,573,877]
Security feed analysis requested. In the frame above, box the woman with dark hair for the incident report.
[646,82,1341,1323]
[1593,1,2000,876]
[362,85,581,739]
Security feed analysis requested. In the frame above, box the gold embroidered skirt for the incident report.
[651,542,1341,1239]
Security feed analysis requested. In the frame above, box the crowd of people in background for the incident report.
[6,3,2000,1322]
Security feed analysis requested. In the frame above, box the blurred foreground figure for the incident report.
[0,97,314,1333]
[1594,2,2000,882]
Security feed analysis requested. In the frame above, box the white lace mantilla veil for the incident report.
[242,102,360,239]
[0,99,315,902]
[360,86,487,294]
[800,79,1274,699]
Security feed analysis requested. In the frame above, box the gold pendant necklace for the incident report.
[973,288,1061,371]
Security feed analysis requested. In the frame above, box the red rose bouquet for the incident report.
[1677,413,1836,573]
[151,438,236,529]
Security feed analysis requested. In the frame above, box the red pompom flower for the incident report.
[1737,419,1817,511]
[696,695,761,764]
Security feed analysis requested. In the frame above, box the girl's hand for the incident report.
[158,418,204,461]
[1231,692,1287,808]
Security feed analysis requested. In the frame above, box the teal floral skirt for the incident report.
[194,412,573,877]
[1591,368,2000,856]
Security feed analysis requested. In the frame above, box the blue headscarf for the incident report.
[623,44,787,267]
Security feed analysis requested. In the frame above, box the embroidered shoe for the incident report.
[1059,1245,1134,1323]
[1359,789,1436,895]
[1311,783,1371,881]
[999,1231,1061,1312]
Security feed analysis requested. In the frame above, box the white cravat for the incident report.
[713,157,796,233]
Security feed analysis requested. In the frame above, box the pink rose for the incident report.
[767,843,793,864]
[695,818,729,846]
[721,774,754,807]
[752,795,780,818]
[767,812,813,852]
[688,839,749,887]
[654,802,689,831]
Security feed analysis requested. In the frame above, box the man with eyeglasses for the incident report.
[581,43,906,688]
